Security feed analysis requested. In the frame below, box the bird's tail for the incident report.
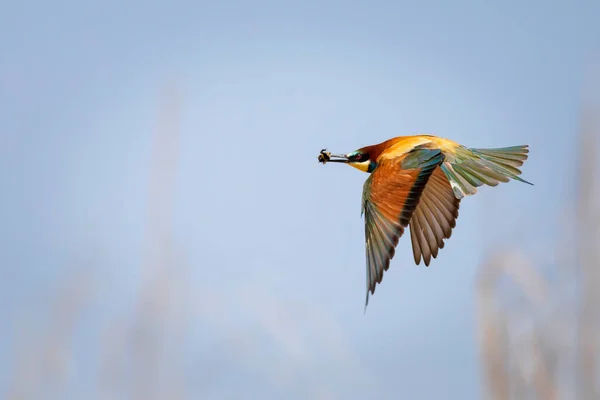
[440,144,532,199]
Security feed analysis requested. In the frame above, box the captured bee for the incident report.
[318,149,331,164]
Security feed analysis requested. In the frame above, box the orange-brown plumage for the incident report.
[357,136,434,162]
[357,135,461,163]
[362,161,426,285]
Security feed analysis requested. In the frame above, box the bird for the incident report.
[317,134,532,308]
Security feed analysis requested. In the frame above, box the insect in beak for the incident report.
[318,149,348,164]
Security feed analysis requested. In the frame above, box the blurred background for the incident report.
[1,0,599,399]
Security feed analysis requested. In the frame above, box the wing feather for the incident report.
[362,148,444,306]
[408,167,461,266]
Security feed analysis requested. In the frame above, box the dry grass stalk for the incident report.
[477,100,600,399]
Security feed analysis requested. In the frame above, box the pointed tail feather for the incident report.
[441,144,532,199]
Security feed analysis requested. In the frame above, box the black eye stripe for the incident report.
[351,153,369,161]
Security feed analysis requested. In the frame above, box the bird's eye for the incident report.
[352,153,369,162]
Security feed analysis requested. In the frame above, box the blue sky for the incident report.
[1,0,599,398]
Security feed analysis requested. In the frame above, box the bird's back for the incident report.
[365,135,462,162]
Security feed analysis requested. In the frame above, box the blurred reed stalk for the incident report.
[476,101,600,399]
[130,83,185,400]
[4,84,189,400]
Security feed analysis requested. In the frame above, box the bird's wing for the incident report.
[362,148,444,307]
[439,144,531,199]
[408,167,461,267]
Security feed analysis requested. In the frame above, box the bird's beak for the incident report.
[326,153,349,163]
[318,149,349,164]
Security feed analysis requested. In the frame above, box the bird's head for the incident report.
[318,148,378,173]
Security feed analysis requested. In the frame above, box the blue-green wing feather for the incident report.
[441,144,532,199]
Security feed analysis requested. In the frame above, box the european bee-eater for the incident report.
[318,135,532,307]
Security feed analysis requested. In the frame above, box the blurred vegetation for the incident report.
[4,86,599,399]
[476,103,600,399]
